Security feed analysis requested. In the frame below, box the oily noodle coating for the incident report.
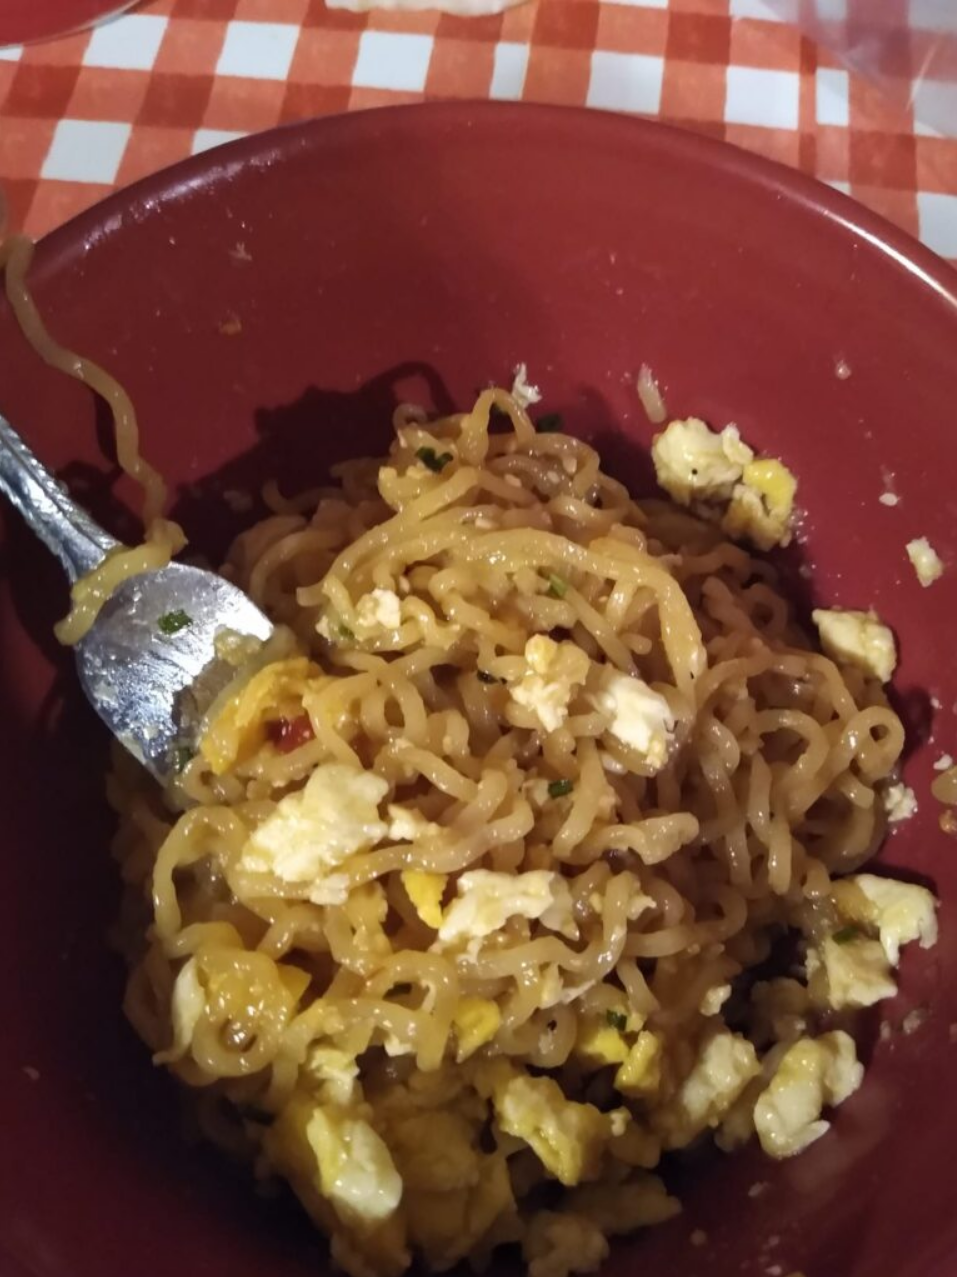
[107,391,904,1274]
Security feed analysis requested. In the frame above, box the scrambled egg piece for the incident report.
[437,869,577,946]
[906,537,944,587]
[155,956,204,1063]
[812,608,897,683]
[452,998,502,1061]
[523,1212,608,1277]
[494,1073,610,1186]
[591,672,675,770]
[566,1173,680,1235]
[656,1028,760,1149]
[615,1031,663,1098]
[883,782,918,824]
[806,934,897,1010]
[651,418,796,547]
[714,1077,763,1153]
[389,807,440,843]
[830,873,938,965]
[699,983,732,1016]
[201,656,319,773]
[509,636,590,734]
[575,1019,629,1068]
[303,1046,360,1106]
[265,1094,403,1232]
[318,589,403,645]
[651,417,753,506]
[310,1108,403,1225]
[356,588,402,635]
[753,1031,863,1158]
[241,762,388,895]
[722,458,797,551]
[511,362,542,410]
[401,870,446,930]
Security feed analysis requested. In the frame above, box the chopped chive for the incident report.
[416,446,454,474]
[157,609,192,636]
[832,925,860,945]
[477,670,502,685]
[548,778,574,799]
[536,413,564,434]
[547,573,568,599]
[337,622,356,642]
[171,745,193,774]
[606,1009,628,1031]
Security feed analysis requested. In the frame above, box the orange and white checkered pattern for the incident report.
[1,0,955,261]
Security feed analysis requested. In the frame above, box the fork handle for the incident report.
[0,413,118,583]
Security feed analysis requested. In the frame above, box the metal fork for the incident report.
[0,413,273,783]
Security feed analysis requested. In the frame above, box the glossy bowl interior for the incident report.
[1,103,956,1277]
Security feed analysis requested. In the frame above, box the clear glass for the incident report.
[766,0,957,137]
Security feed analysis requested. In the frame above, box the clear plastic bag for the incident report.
[766,0,957,137]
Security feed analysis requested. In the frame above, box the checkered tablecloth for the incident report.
[1,0,956,263]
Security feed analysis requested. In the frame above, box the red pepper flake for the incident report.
[265,714,315,753]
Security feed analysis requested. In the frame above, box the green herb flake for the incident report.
[336,622,356,643]
[832,925,861,946]
[171,746,193,775]
[548,778,574,799]
[477,670,502,685]
[536,413,564,434]
[157,609,192,636]
[606,1010,628,1031]
[416,446,454,474]
[547,573,569,599]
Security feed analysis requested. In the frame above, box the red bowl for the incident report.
[0,0,134,48]
[1,104,956,1277]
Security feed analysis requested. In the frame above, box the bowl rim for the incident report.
[0,0,136,51]
[34,101,957,314]
[7,99,957,1277]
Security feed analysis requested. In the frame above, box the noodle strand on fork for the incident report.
[1,234,185,642]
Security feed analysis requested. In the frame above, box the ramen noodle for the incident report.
[110,398,937,1277]
[1,236,938,1277]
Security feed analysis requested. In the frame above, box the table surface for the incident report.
[0,0,955,265]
